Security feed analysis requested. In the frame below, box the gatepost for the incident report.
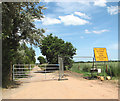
[58,56,64,81]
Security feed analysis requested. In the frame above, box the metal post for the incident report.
[30,64,31,73]
[104,62,106,79]
[61,58,64,78]
[58,56,61,81]
[45,64,46,79]
[29,64,30,75]
[58,56,60,80]
[19,64,20,78]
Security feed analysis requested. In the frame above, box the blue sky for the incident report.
[32,0,119,63]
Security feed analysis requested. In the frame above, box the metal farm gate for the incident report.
[12,56,64,82]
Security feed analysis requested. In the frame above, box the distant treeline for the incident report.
[74,60,120,63]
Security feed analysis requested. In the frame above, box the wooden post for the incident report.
[93,57,94,68]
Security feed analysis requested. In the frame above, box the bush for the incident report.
[37,56,46,64]
[82,66,90,72]
[108,62,119,77]
[71,62,119,79]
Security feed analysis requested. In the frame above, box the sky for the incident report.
[31,0,119,63]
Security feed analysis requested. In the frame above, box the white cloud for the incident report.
[56,2,91,14]
[74,12,91,19]
[85,29,91,34]
[35,13,90,26]
[92,29,109,34]
[44,0,91,3]
[94,0,107,7]
[59,14,89,26]
[42,17,61,25]
[34,16,61,25]
[85,29,109,34]
[43,0,53,2]
[107,6,118,15]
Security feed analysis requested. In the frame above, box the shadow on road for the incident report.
[34,70,55,73]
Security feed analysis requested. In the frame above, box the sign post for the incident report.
[93,48,109,79]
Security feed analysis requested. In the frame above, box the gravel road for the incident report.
[2,67,118,99]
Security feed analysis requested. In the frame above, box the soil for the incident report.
[2,67,118,99]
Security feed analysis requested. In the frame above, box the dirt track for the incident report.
[2,67,118,99]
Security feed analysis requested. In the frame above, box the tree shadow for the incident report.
[2,81,22,89]
[10,81,22,88]
[34,70,55,73]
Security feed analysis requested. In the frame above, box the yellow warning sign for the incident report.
[94,48,108,61]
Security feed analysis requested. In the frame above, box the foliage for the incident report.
[70,62,119,79]
[70,62,92,73]
[108,62,119,77]
[2,2,46,87]
[14,43,36,64]
[37,56,46,64]
[40,34,76,69]
[2,2,46,45]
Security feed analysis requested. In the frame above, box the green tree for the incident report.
[40,34,76,69]
[2,2,46,87]
[37,56,46,64]
[14,43,36,64]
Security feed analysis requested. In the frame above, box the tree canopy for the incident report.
[40,34,76,68]
[2,2,46,45]
[2,2,46,87]
[37,56,46,64]
[14,43,36,64]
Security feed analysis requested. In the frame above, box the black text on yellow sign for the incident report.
[94,48,108,61]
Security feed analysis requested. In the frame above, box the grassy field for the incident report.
[70,61,119,79]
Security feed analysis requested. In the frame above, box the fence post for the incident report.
[58,56,61,81]
[29,64,31,75]
[45,64,46,79]
[61,58,64,78]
